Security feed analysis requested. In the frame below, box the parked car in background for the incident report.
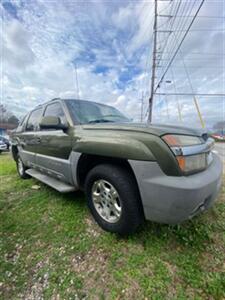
[0,140,7,154]
[211,134,225,142]
[11,98,223,234]
[0,136,10,150]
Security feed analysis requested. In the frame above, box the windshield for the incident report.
[66,100,130,124]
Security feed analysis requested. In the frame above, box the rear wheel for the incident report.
[16,155,30,179]
[85,164,144,235]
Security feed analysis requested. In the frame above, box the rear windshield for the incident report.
[66,100,130,124]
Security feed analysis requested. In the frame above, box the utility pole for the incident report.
[148,0,158,123]
[193,96,205,128]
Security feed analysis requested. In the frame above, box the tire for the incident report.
[0,151,2,154]
[16,155,30,179]
[85,164,144,235]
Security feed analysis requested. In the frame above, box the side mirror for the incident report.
[40,116,68,130]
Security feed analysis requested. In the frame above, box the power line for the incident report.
[155,0,181,68]
[173,15,225,19]
[155,93,225,97]
[172,29,225,32]
[156,51,224,55]
[157,66,224,69]
[159,1,196,78]
[172,31,205,128]
[148,0,181,122]
[154,0,206,93]
[170,67,182,122]
[147,0,202,121]
[156,1,196,91]
[148,0,158,122]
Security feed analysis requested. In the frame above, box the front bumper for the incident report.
[129,153,223,224]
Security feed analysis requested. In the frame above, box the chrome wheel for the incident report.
[18,158,24,175]
[91,179,122,223]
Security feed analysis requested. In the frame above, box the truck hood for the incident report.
[82,122,205,137]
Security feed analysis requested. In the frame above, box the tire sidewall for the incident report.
[85,165,143,235]
[16,155,29,179]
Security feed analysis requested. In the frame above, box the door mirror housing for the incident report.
[40,116,68,130]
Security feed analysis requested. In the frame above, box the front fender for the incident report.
[73,136,155,161]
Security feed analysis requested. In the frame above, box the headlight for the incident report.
[176,153,207,173]
[162,134,214,174]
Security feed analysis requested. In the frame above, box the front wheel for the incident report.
[16,155,30,179]
[85,164,144,235]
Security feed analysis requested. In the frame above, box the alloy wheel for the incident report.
[91,179,122,223]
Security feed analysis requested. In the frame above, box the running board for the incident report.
[26,169,75,193]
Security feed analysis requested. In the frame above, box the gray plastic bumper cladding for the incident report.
[129,153,223,224]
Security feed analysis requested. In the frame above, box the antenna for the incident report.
[140,92,144,122]
[74,63,80,100]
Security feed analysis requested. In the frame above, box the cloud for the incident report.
[1,0,224,129]
[2,20,35,70]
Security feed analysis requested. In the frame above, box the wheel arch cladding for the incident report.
[76,153,143,206]
[11,145,18,161]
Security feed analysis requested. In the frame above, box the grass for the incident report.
[0,153,225,300]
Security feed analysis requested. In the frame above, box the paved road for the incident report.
[215,143,225,162]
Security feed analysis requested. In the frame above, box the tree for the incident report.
[8,115,19,125]
[0,104,19,125]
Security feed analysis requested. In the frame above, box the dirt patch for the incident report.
[22,259,50,300]
[163,261,183,299]
[85,216,103,238]
[200,252,225,273]
[71,247,110,298]
[70,245,143,299]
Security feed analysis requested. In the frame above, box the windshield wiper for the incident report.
[88,119,115,124]
[101,114,121,118]
[101,114,130,122]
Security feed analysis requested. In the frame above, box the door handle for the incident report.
[36,137,41,144]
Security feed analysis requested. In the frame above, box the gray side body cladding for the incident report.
[18,147,81,190]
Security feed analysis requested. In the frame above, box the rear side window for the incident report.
[26,108,43,131]
[44,102,66,124]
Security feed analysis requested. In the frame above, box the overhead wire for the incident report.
[154,0,206,93]
[141,0,222,121]
[158,1,197,76]
[154,0,192,120]
[155,0,180,68]
[155,0,195,87]
[170,67,182,122]
[147,0,177,120]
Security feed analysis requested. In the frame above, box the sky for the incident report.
[1,0,224,130]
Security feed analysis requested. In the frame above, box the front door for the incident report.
[35,101,73,183]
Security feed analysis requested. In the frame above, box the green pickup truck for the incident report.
[11,98,223,234]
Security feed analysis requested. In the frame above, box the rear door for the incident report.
[17,108,43,167]
[35,101,73,183]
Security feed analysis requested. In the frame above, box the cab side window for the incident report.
[44,102,66,124]
[26,108,43,132]
[16,114,28,132]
